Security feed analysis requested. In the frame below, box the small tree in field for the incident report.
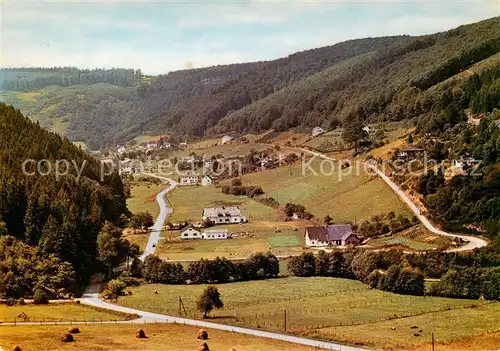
[197,286,223,318]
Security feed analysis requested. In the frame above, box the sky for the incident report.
[1,0,498,74]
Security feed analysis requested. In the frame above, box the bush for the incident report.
[12,346,22,351]
[17,298,25,306]
[69,327,80,334]
[136,329,147,339]
[61,333,74,342]
[197,329,209,340]
[33,289,49,305]
[6,297,16,306]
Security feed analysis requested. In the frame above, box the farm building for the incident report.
[203,206,247,224]
[202,229,228,240]
[180,173,199,185]
[305,224,360,247]
[221,135,233,144]
[180,225,202,240]
[398,147,424,160]
[201,175,213,186]
[312,126,325,137]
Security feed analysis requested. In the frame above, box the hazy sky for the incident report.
[1,0,498,74]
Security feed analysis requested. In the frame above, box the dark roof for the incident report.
[306,224,354,241]
[402,147,424,152]
[180,224,199,232]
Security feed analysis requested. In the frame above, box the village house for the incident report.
[201,175,213,186]
[452,156,479,172]
[179,141,188,148]
[312,126,325,137]
[221,135,233,145]
[203,206,247,224]
[180,173,199,185]
[467,113,485,126]
[398,147,425,160]
[362,125,376,134]
[117,144,126,154]
[179,225,202,240]
[202,229,228,240]
[305,224,361,248]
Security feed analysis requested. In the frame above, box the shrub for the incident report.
[17,298,25,306]
[61,333,74,342]
[12,346,22,351]
[69,327,80,334]
[6,297,16,306]
[136,329,147,338]
[33,289,49,305]
[197,329,209,340]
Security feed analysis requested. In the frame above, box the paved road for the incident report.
[139,173,177,261]
[300,148,488,252]
[75,280,368,351]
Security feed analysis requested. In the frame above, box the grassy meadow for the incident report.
[116,277,499,350]
[158,185,309,260]
[1,323,318,351]
[0,303,137,323]
[228,157,412,223]
[366,225,454,251]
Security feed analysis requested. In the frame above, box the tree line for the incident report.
[1,67,142,91]
[129,252,280,285]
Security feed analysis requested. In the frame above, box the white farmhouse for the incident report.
[312,127,325,137]
[202,229,228,240]
[221,135,233,145]
[180,173,199,185]
[305,224,361,247]
[203,206,247,224]
[180,225,202,240]
[201,175,213,186]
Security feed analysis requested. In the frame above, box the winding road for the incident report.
[138,173,177,260]
[300,148,488,252]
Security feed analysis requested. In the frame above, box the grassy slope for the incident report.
[0,303,135,323]
[116,277,498,349]
[1,323,317,351]
[233,158,412,223]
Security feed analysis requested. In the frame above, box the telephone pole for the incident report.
[283,310,287,332]
[431,332,435,351]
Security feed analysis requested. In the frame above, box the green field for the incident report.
[227,158,412,223]
[127,183,168,217]
[157,185,308,260]
[169,142,270,159]
[116,277,498,349]
[0,303,137,323]
[367,225,454,251]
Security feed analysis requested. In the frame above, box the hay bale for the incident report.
[12,346,22,351]
[136,329,147,339]
[69,327,80,334]
[198,342,210,351]
[61,333,74,342]
[197,329,209,340]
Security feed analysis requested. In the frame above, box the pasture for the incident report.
[117,277,499,349]
[158,185,309,260]
[227,157,412,223]
[0,303,136,323]
[367,225,454,251]
[126,183,168,217]
[1,323,317,351]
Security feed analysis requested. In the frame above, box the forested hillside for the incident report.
[212,17,499,134]
[0,103,130,298]
[1,17,498,148]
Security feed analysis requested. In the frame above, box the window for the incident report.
[183,233,188,237]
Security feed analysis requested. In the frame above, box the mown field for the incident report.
[1,323,317,351]
[116,277,499,350]
[169,142,270,159]
[228,157,412,223]
[0,303,136,323]
[158,185,309,260]
[367,225,454,251]
[126,183,168,217]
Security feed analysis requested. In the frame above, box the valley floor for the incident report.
[115,277,500,350]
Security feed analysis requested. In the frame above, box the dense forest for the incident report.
[0,104,131,298]
[0,67,143,91]
[1,17,497,148]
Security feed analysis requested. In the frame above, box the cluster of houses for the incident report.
[179,173,214,186]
